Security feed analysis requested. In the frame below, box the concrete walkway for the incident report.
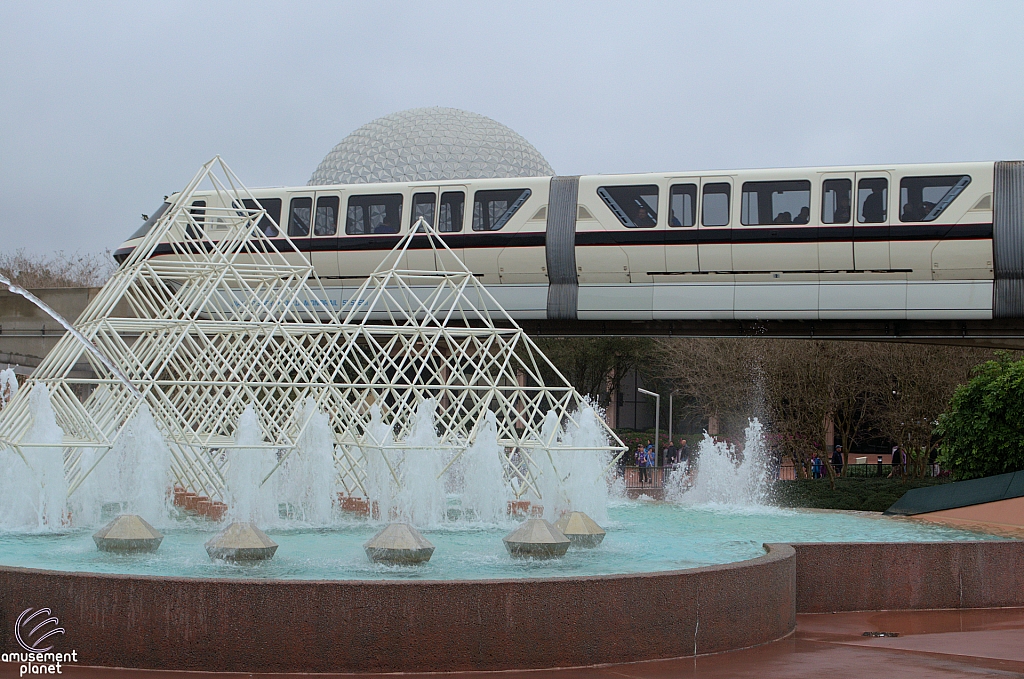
[15,608,1024,679]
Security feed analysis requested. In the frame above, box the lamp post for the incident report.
[638,388,660,465]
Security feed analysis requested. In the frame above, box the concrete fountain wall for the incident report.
[0,545,795,674]
[2,541,1023,673]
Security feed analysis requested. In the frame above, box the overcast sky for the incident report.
[2,0,1023,254]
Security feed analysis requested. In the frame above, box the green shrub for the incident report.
[936,353,1024,480]
[773,477,950,512]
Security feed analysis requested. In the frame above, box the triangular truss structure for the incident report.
[0,157,625,502]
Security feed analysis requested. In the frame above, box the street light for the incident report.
[638,388,660,466]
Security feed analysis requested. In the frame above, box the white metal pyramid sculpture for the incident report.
[0,157,625,506]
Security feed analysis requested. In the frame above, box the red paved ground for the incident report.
[6,608,1023,679]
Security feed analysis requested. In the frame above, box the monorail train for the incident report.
[115,161,1024,321]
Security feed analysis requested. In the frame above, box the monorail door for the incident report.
[285,191,315,264]
[853,171,891,271]
[819,172,854,271]
[408,189,439,272]
[311,191,341,278]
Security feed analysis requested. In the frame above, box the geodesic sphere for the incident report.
[309,107,555,185]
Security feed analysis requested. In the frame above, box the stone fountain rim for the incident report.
[0,541,797,585]
[0,536,1017,584]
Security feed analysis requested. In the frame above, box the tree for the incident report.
[936,353,1024,480]
[531,337,650,408]
[651,338,759,439]
[830,343,882,474]
[761,341,846,483]
[873,343,986,478]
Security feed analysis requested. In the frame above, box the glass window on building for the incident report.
[288,197,312,237]
[741,180,812,225]
[821,179,852,224]
[411,192,436,229]
[899,175,971,222]
[473,188,531,231]
[438,191,464,233]
[346,194,403,235]
[598,185,659,228]
[857,178,888,224]
[669,184,697,227]
[702,183,730,227]
[314,196,339,236]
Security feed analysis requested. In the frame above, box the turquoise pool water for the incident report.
[0,501,1005,581]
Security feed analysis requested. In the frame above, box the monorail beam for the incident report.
[514,319,1024,350]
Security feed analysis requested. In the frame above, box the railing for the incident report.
[776,462,943,480]
[623,465,671,490]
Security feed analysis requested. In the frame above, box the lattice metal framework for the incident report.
[0,158,624,501]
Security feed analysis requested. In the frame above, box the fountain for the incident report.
[667,418,772,507]
[0,158,1015,674]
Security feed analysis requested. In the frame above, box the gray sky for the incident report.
[2,0,1023,254]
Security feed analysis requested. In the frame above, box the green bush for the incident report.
[936,353,1024,480]
[773,477,950,512]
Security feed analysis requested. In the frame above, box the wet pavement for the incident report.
[10,607,1024,679]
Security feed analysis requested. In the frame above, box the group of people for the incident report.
[631,439,690,486]
[808,443,909,478]
[810,444,846,479]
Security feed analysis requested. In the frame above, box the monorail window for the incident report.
[857,178,887,223]
[412,192,436,229]
[473,188,531,231]
[741,180,811,225]
[702,183,730,227]
[669,184,697,227]
[346,194,403,234]
[438,191,464,232]
[314,196,339,236]
[186,201,206,239]
[899,175,971,222]
[598,185,659,228]
[130,201,170,239]
[241,198,282,236]
[821,179,852,224]
[288,197,312,237]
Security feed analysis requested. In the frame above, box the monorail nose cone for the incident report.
[205,522,278,561]
[93,514,163,553]
[364,523,435,565]
[553,511,606,548]
[502,518,570,559]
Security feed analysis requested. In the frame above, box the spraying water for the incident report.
[0,385,68,531]
[0,274,141,399]
[361,404,395,521]
[459,411,511,523]
[276,399,338,525]
[668,418,771,508]
[225,406,278,524]
[530,406,615,522]
[72,404,173,527]
[533,411,564,521]
[391,399,447,527]
[559,404,613,524]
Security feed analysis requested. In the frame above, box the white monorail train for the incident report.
[116,161,1024,321]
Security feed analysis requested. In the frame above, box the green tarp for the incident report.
[885,471,1024,515]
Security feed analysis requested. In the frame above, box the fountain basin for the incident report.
[3,539,1023,674]
[0,503,1008,580]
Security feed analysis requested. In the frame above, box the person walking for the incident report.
[811,452,822,479]
[831,444,844,476]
